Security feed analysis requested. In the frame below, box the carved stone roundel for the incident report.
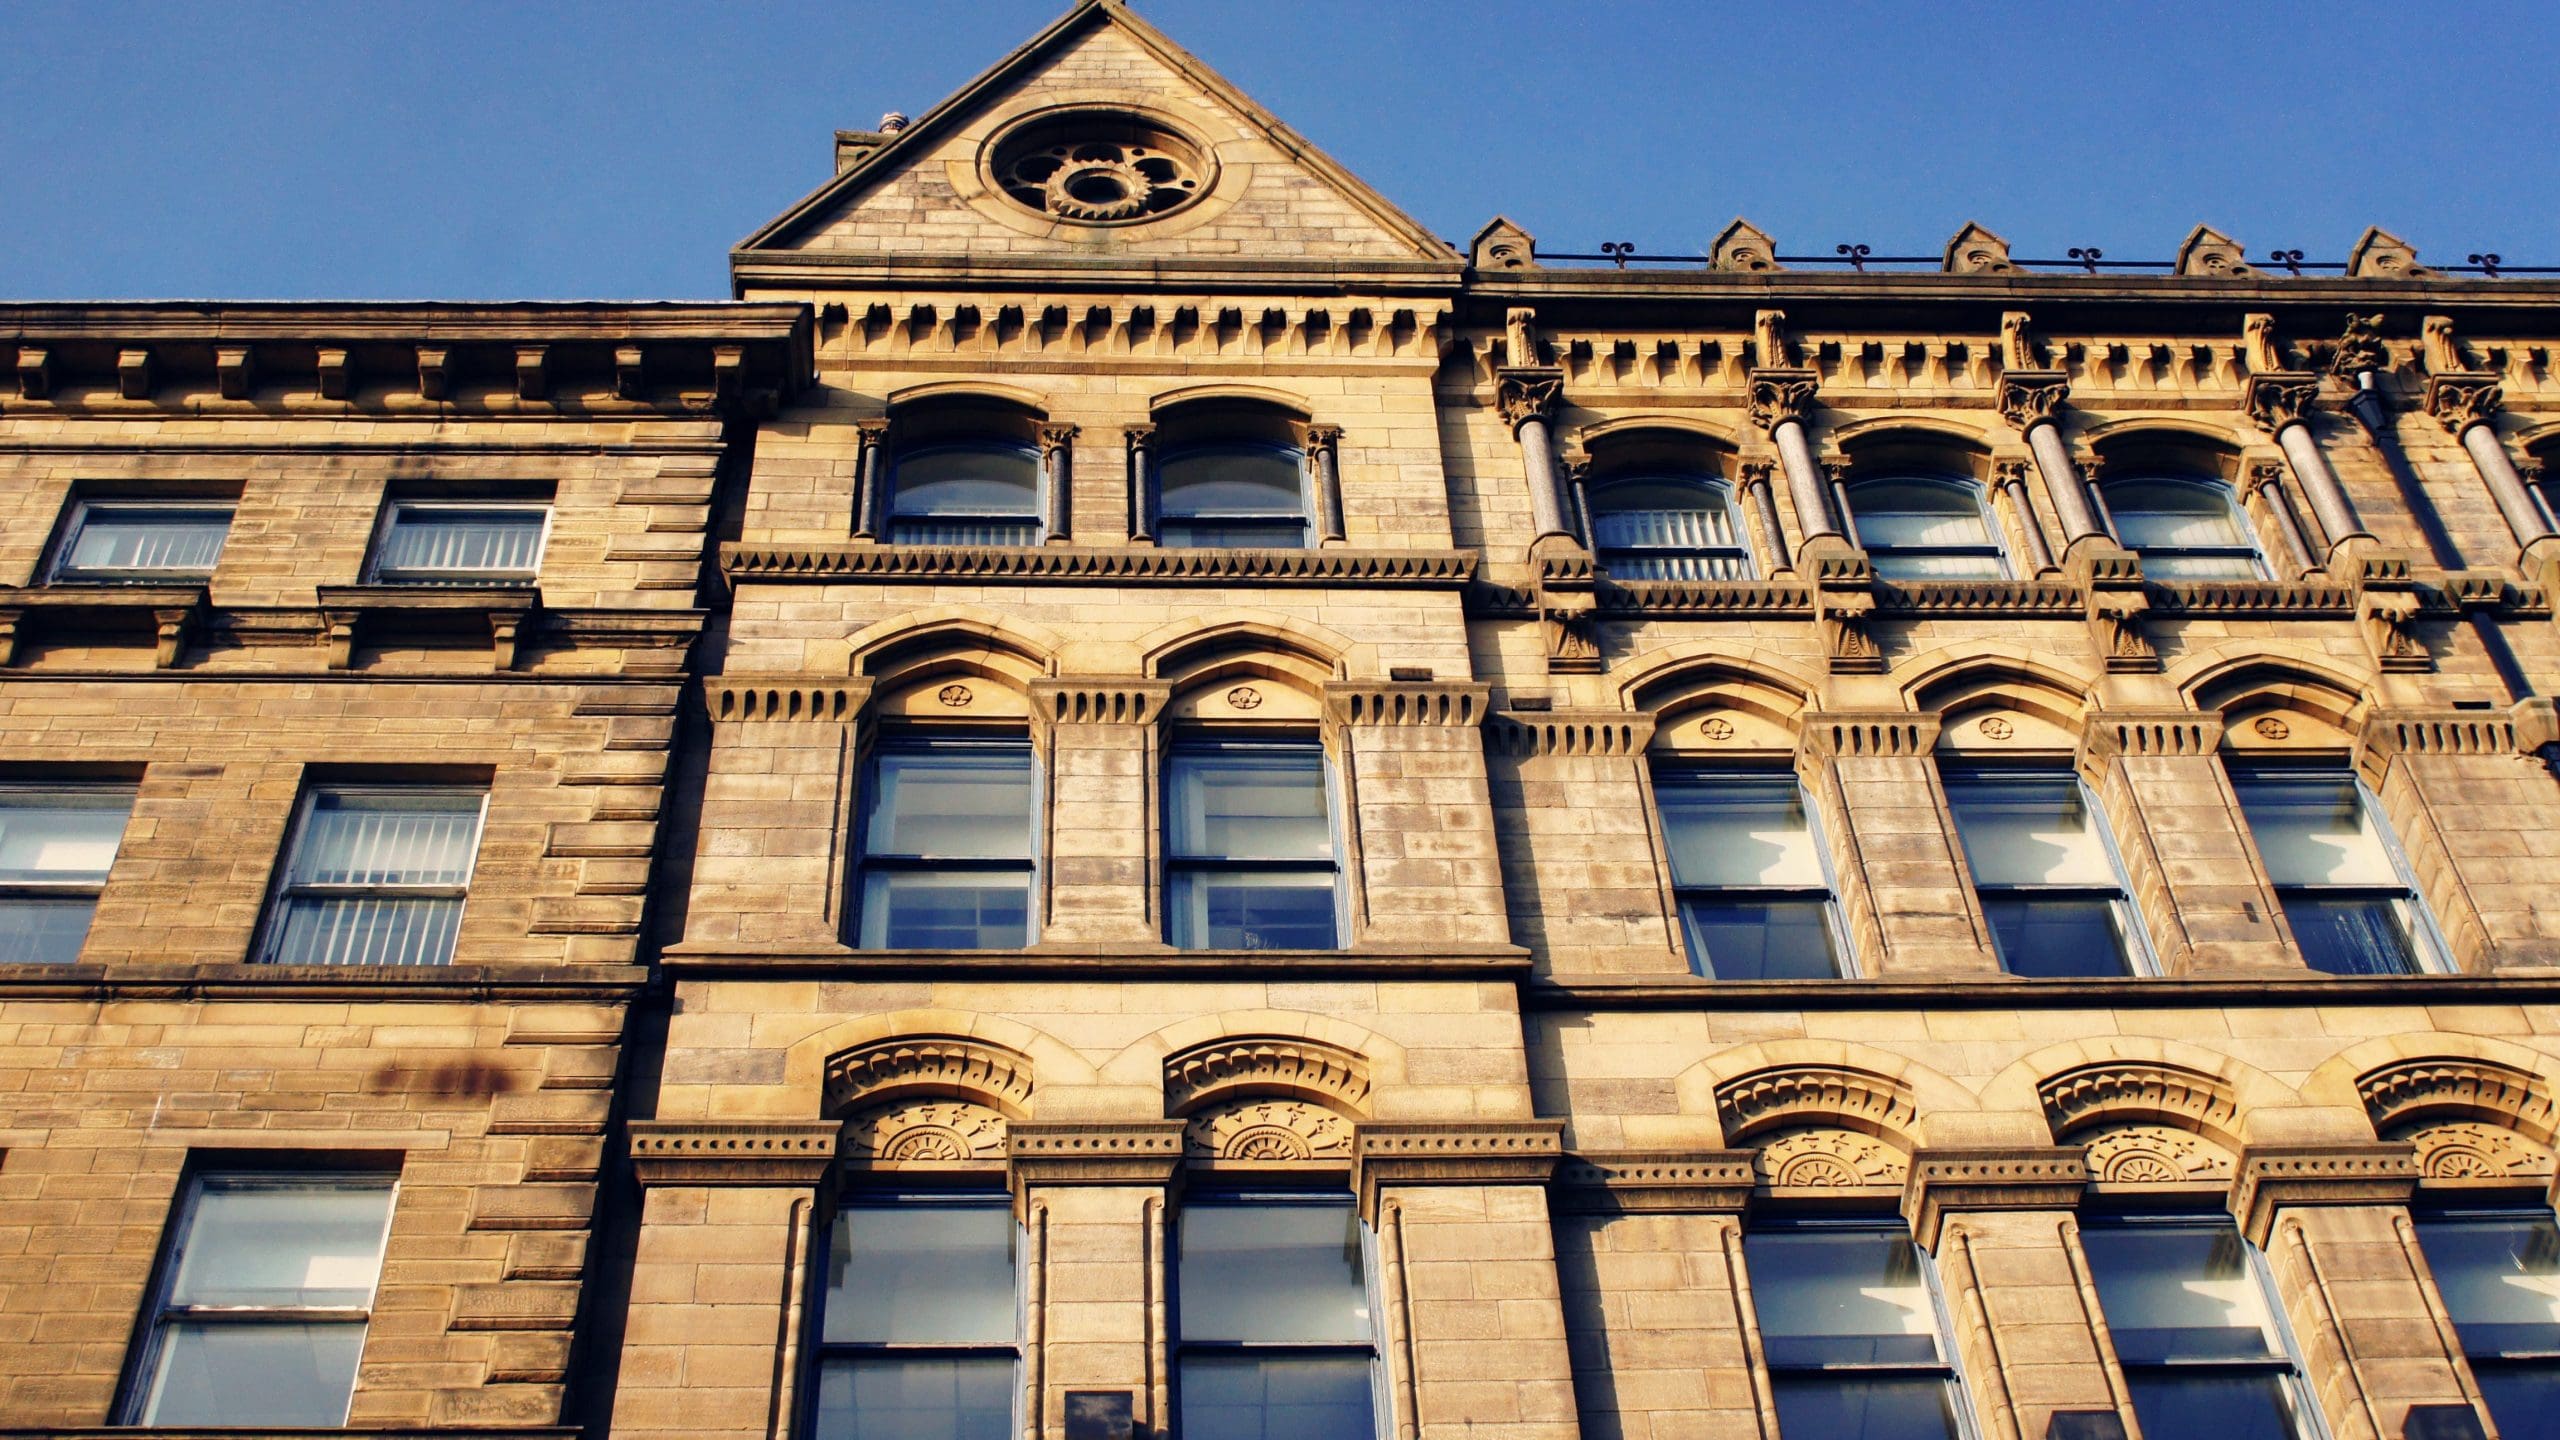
[1701,717,1736,741]
[937,683,974,708]
[1752,1127,1907,1188]
[2254,715,2291,740]
[846,1098,1009,1163]
[1184,1098,1352,1162]
[1977,715,2014,740]
[1225,685,1264,710]
[991,110,1211,225]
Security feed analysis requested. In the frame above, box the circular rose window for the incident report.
[989,110,1212,224]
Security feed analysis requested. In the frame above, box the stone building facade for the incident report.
[4,4,2560,1440]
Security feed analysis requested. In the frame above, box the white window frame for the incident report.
[2225,759,2455,976]
[256,784,489,967]
[364,499,551,585]
[1940,763,2158,979]
[49,499,236,584]
[1162,734,1347,952]
[808,1188,1025,1439]
[1649,763,1851,980]
[0,782,137,965]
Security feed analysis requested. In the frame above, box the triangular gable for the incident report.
[735,0,1458,281]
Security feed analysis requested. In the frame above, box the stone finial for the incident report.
[2175,224,2257,278]
[1943,221,2016,275]
[1711,217,1780,273]
[1469,216,1537,271]
[2347,226,2435,279]
[878,111,910,134]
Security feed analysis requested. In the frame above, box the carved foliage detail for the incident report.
[846,1099,1009,1162]
[1183,1098,1354,1162]
[1495,371,1564,430]
[1164,1036,1371,1118]
[1747,371,1819,433]
[2083,1124,2235,1184]
[825,1036,1035,1119]
[1754,1127,1909,1188]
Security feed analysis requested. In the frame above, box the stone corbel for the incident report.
[1029,678,1172,727]
[1812,552,1882,674]
[2227,1142,2418,1246]
[1321,680,1492,728]
[322,604,362,670]
[2354,555,2432,673]
[2072,546,2157,673]
[1532,551,1602,674]
[1902,1147,2091,1250]
[711,344,746,409]
[1549,1150,1755,1215]
[2076,709,2227,779]
[312,346,352,401]
[1353,1120,1565,1222]
[514,345,550,401]
[615,345,647,401]
[153,603,197,669]
[116,348,152,400]
[628,1120,842,1188]
[215,345,256,401]
[489,609,527,671]
[1485,709,1655,759]
[0,607,22,666]
[1796,708,1942,761]
[414,345,449,401]
[14,346,51,400]
[1005,1122,1186,1198]
[701,674,873,724]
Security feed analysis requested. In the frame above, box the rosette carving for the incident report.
[1183,1098,1354,1161]
[846,1098,1010,1163]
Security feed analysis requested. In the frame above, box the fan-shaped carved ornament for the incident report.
[1715,1065,1918,1145]
[2404,1122,2554,1181]
[1184,1098,1354,1162]
[2038,1062,2239,1144]
[1753,1127,1908,1188]
[846,1098,1010,1163]
[2082,1125,2233,1185]
[2358,1058,2558,1144]
[1163,1036,1371,1117]
[824,1035,1035,1119]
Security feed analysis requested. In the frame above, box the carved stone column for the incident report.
[2427,372,2554,560]
[1123,423,1156,543]
[2001,393,2103,562]
[1992,458,2058,574]
[1549,1152,1767,1439]
[1497,367,1573,550]
[2245,374,2370,561]
[1322,681,1509,949]
[1903,1149,2136,1440]
[1795,711,2000,977]
[1737,458,1795,577]
[1037,421,1078,543]
[611,1121,843,1440]
[2230,1146,2489,1440]
[851,417,891,540]
[2241,460,2321,578]
[1029,679,1172,946]
[1007,1123,1186,1440]
[683,677,872,948]
[1306,423,1348,545]
[1750,369,1837,556]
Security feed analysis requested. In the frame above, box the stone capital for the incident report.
[1005,1122,1187,1193]
[1321,680,1492,728]
[1036,420,1080,454]
[2228,1142,2420,1245]
[627,1120,841,1188]
[1997,369,2070,433]
[1746,367,1820,433]
[1902,1147,2091,1249]
[702,674,871,725]
[2243,371,2322,435]
[2425,373,2503,435]
[1303,422,1344,449]
[1551,1150,1755,1215]
[1493,367,1564,431]
[1030,678,1172,726]
[1354,1120,1566,1220]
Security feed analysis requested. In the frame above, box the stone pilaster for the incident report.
[1485,710,1680,977]
[2077,710,2296,974]
[1324,682,1511,949]
[1030,680,1172,946]
[684,677,872,947]
[1007,1123,1185,1440]
[1796,711,1999,977]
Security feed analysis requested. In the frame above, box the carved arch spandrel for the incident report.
[2038,1060,2242,1185]
[844,1097,1012,1164]
[1163,1034,1371,1118]
[2356,1056,2560,1182]
[822,608,1064,684]
[823,1034,1037,1120]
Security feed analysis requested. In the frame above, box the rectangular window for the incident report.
[1653,767,1844,980]
[854,737,1035,950]
[52,501,233,583]
[2227,763,2444,975]
[1177,1194,1377,1440]
[1743,1220,1965,1440]
[2412,1207,2560,1440]
[1942,767,2148,978]
[2078,1214,2317,1440]
[1165,738,1339,951]
[260,787,484,966]
[367,501,547,584]
[0,785,135,964]
[122,1171,395,1427]
[814,1193,1018,1440]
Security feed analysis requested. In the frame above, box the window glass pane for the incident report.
[866,746,1033,859]
[1167,745,1332,860]
[858,873,1029,951]
[1178,1200,1370,1345]
[288,791,482,887]
[1944,773,2116,887]
[63,505,232,576]
[1178,1355,1376,1440]
[2109,479,2253,551]
[2281,895,2419,976]
[1159,448,1306,516]
[1851,480,1994,549]
[1167,870,1337,951]
[2473,1367,2560,1440]
[1590,478,1747,580]
[2414,1215,2560,1353]
[1680,898,1841,981]
[811,1355,1014,1440]
[270,895,464,967]
[2122,1371,2304,1440]
[0,896,102,964]
[0,790,133,884]
[1869,550,2006,580]
[142,1321,366,1427]
[1768,1375,1961,1440]
[891,446,1040,516]
[2230,772,2399,886]
[377,506,544,576]
[1745,1229,1943,1366]
[1656,774,1822,888]
[889,516,1043,546]
[2079,1223,2284,1364]
[1157,518,1308,549]
[2140,550,2266,580]
[1981,896,2134,978]
[823,1201,1015,1345]
[167,1179,393,1308]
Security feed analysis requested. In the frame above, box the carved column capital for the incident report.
[1494,368,1565,432]
[2425,374,2504,435]
[1738,457,1777,490]
[1746,368,1820,433]
[1902,1147,2091,1250]
[1997,370,2070,433]
[2242,459,2291,499]
[1303,423,1344,449]
[1122,421,1156,448]
[2331,313,2389,377]
[2228,1142,2419,1246]
[2243,372,2322,435]
[1036,421,1080,454]
[1993,457,2032,488]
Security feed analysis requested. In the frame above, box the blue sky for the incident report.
[4,0,2551,300]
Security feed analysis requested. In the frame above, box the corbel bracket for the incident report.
[1812,553,1883,673]
[2355,555,2431,673]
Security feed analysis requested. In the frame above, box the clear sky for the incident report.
[5,0,2553,300]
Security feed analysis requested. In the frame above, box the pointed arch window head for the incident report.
[1588,474,1753,581]
[2098,474,2266,579]
[888,442,1043,547]
[1157,441,1311,549]
[1842,475,2007,580]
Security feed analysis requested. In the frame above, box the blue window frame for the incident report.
[1588,474,1754,581]
[1157,442,1310,549]
[2412,1205,2560,1440]
[1175,1192,1379,1440]
[1842,476,2008,581]
[2077,1212,2321,1440]
[2095,475,2266,580]
[1743,1217,1968,1440]
[1941,766,2149,978]
[812,1191,1019,1440]
[1164,737,1339,951]
[52,500,233,583]
[853,736,1036,950]
[0,785,136,964]
[2226,761,2447,976]
[887,442,1042,547]
[1652,767,1845,980]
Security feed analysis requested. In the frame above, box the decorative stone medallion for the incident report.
[1701,716,1736,741]
[990,109,1213,224]
[1224,684,1264,710]
[2082,1124,2233,1184]
[846,1098,1009,1162]
[936,682,974,708]
[1977,715,2014,740]
[2254,715,2291,740]
[1183,1098,1353,1161]
[1752,1127,1908,1188]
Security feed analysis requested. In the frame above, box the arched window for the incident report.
[1841,475,2007,580]
[886,441,1042,547]
[2098,474,2264,579]
[1588,474,1752,581]
[1157,442,1310,549]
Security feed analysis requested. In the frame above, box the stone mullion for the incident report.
[1796,712,1998,977]
[685,677,871,948]
[1006,1124,1183,1440]
[1487,711,1683,977]
[1028,680,1171,946]
[2077,713,2295,975]
[2360,748,2492,971]
[1323,682,1506,950]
